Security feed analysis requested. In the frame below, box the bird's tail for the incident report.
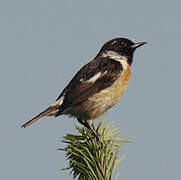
[21,105,60,128]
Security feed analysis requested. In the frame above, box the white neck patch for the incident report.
[101,51,128,70]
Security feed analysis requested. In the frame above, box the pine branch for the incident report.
[59,119,132,180]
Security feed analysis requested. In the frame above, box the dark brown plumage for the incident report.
[21,38,146,139]
[55,58,123,115]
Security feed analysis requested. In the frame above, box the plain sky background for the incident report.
[0,0,180,179]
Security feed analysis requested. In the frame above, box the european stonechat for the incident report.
[21,38,146,139]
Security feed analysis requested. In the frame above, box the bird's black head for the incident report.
[99,38,147,65]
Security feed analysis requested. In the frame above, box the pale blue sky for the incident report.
[0,0,180,179]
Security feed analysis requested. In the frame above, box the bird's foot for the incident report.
[78,119,100,141]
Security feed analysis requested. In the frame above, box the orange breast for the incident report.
[81,66,131,119]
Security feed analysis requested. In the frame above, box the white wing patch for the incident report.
[86,72,102,83]
[51,95,64,107]
[86,70,108,83]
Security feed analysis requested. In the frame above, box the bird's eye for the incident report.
[121,41,126,46]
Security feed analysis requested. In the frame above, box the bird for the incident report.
[21,37,146,139]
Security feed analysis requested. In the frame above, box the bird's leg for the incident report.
[87,121,100,141]
[78,119,100,141]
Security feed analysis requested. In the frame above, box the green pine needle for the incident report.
[59,119,132,180]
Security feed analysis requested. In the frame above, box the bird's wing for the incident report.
[56,57,123,114]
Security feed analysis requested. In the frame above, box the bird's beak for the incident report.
[131,42,147,49]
